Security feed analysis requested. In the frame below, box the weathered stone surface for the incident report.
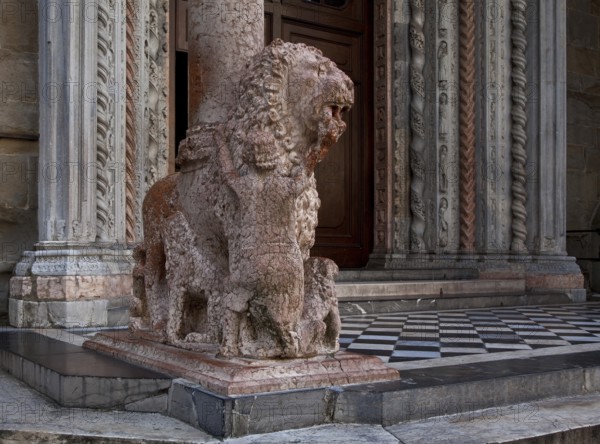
[131,40,354,359]
[9,299,109,328]
[188,0,264,125]
[9,271,132,327]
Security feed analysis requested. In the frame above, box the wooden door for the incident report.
[266,0,373,268]
[175,0,373,268]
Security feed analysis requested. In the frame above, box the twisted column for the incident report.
[459,0,476,251]
[409,0,426,252]
[510,0,529,253]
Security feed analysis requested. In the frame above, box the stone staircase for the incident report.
[335,269,586,315]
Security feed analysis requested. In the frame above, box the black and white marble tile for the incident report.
[340,303,600,364]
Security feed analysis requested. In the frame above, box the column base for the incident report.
[8,243,134,328]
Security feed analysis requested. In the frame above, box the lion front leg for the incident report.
[299,257,340,355]
[218,282,252,357]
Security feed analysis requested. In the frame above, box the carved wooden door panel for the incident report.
[265,0,373,268]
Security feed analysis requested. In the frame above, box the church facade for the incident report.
[0,0,592,327]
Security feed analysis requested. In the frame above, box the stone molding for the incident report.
[373,0,394,253]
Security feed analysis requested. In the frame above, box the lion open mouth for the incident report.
[319,101,350,154]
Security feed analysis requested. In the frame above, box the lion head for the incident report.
[226,39,354,177]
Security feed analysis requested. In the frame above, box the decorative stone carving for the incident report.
[130,40,354,359]
[439,145,448,193]
[125,0,139,243]
[125,0,170,241]
[147,1,169,186]
[439,92,449,141]
[459,0,476,251]
[438,40,448,88]
[97,0,117,242]
[409,0,427,253]
[439,198,449,248]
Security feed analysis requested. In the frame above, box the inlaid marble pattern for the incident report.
[340,303,600,365]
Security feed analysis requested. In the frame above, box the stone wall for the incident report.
[566,0,600,290]
[0,0,38,315]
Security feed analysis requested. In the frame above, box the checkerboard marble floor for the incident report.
[339,303,600,366]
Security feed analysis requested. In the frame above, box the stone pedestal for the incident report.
[84,331,399,396]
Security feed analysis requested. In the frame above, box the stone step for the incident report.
[336,279,526,299]
[386,392,600,444]
[0,367,214,444]
[0,330,171,409]
[337,268,479,282]
[336,279,586,314]
[335,344,600,427]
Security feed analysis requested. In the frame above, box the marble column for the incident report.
[187,0,264,127]
[521,0,582,290]
[9,0,132,327]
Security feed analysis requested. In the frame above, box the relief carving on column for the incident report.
[97,0,117,242]
[374,0,393,253]
[439,144,448,193]
[145,0,169,187]
[436,0,459,252]
[409,0,427,252]
[124,0,170,241]
[439,197,449,248]
[510,0,528,253]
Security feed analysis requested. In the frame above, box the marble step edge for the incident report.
[0,337,172,410]
[336,349,600,427]
[337,268,479,282]
[3,393,600,444]
[166,347,600,438]
[386,391,600,444]
[336,279,526,300]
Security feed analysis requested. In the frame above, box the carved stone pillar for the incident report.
[477,0,513,255]
[9,0,133,327]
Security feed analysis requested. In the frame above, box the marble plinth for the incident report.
[84,331,399,396]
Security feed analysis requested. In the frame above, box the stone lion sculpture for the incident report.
[130,39,354,359]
